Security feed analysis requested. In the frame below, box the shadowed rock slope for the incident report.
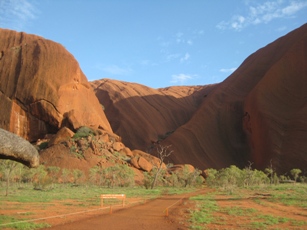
[163,23,307,173]
[91,79,217,151]
[0,29,112,141]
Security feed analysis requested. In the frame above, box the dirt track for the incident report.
[42,189,206,230]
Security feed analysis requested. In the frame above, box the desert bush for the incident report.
[290,168,302,182]
[89,166,105,185]
[168,170,180,187]
[205,168,218,187]
[104,165,135,187]
[90,165,134,187]
[46,166,60,184]
[32,165,53,190]
[194,173,205,187]
[299,176,306,183]
[73,126,96,139]
[143,167,167,189]
[251,169,270,185]
[20,166,36,183]
[61,168,72,184]
[176,166,204,187]
[143,171,152,189]
[205,165,270,192]
[73,169,84,184]
[38,141,49,150]
[216,165,242,193]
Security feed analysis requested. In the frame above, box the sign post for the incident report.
[100,194,126,207]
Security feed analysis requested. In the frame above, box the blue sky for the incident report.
[1,0,306,88]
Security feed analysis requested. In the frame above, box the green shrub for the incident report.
[290,168,302,182]
[38,141,49,150]
[205,165,270,192]
[32,165,53,190]
[73,126,96,138]
[89,165,134,187]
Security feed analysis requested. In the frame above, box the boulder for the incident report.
[120,147,134,158]
[169,164,195,173]
[130,157,140,169]
[99,134,110,143]
[48,127,74,147]
[0,128,39,167]
[113,142,125,152]
[132,149,166,169]
[137,156,153,172]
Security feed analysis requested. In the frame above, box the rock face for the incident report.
[0,29,112,142]
[89,24,307,174]
[91,79,217,151]
[164,23,307,173]
[0,128,39,167]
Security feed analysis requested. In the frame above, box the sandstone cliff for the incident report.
[91,79,217,151]
[90,24,307,174]
[0,29,112,141]
[163,23,307,173]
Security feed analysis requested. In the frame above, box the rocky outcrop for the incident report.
[0,128,39,167]
[163,23,307,173]
[91,79,216,151]
[0,28,112,142]
[39,129,163,176]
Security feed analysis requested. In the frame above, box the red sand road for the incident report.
[42,190,206,230]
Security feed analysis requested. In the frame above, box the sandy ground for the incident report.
[2,187,307,229]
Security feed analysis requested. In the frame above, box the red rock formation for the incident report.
[0,29,112,142]
[163,23,307,173]
[88,24,307,174]
[91,79,217,151]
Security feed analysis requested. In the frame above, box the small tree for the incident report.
[290,168,302,183]
[205,168,218,187]
[33,165,50,190]
[217,165,242,193]
[89,166,100,185]
[61,168,72,184]
[242,161,255,187]
[265,160,275,184]
[20,166,36,184]
[168,170,179,187]
[47,166,60,188]
[101,165,134,188]
[151,145,173,189]
[0,160,20,196]
[73,169,84,184]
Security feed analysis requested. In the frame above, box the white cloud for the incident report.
[174,32,194,45]
[217,0,307,31]
[140,59,157,66]
[187,39,193,45]
[171,73,193,84]
[282,1,307,14]
[166,53,181,62]
[176,32,184,43]
[102,65,132,75]
[180,53,190,63]
[276,25,287,31]
[197,30,204,35]
[0,0,38,30]
[220,67,237,73]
